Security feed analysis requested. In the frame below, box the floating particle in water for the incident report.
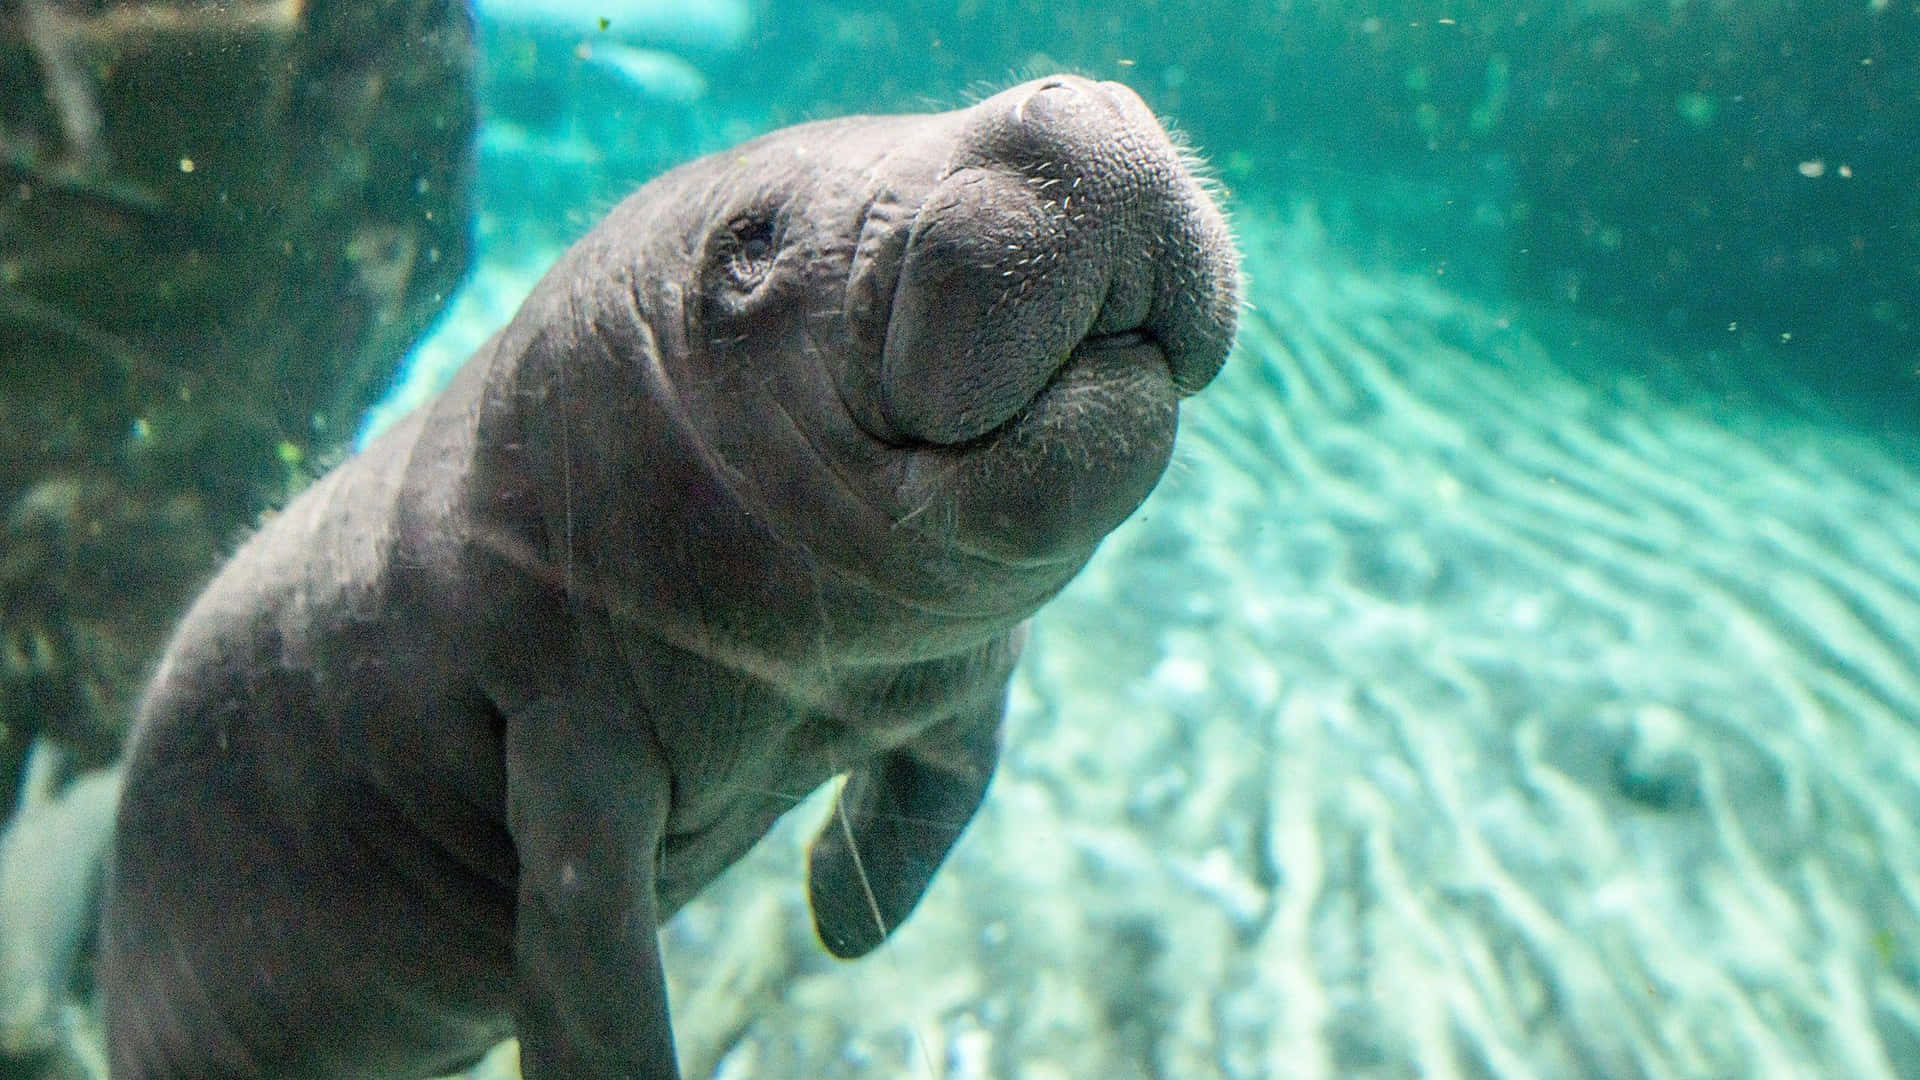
[1675,91,1717,127]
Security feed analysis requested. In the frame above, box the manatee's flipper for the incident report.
[504,697,679,1080]
[807,696,1006,959]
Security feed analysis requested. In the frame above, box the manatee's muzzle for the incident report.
[875,75,1238,448]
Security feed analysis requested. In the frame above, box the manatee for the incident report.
[99,75,1239,1079]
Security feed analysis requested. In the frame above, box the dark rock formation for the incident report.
[0,0,473,813]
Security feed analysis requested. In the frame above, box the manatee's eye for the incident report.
[717,210,779,293]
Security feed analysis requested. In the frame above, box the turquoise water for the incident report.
[5,1,1919,1077]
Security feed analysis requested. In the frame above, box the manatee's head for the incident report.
[536,75,1237,648]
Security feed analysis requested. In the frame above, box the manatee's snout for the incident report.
[877,75,1239,448]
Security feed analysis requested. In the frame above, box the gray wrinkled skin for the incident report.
[99,75,1238,1080]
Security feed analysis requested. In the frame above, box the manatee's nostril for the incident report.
[1012,76,1086,125]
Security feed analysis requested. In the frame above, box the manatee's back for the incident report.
[99,402,519,1079]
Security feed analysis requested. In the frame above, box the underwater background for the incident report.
[5,0,1920,1077]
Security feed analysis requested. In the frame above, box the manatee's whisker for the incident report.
[893,489,946,529]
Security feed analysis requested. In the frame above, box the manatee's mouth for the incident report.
[890,318,1185,564]
[882,325,1174,466]
[1077,327,1156,356]
[1002,326,1171,433]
